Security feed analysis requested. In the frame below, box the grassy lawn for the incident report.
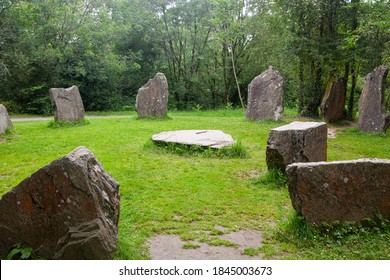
[1,109,389,260]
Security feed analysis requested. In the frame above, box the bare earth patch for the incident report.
[148,229,264,260]
[327,122,356,138]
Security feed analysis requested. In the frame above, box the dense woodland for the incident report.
[0,0,389,117]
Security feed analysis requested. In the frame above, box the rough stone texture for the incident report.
[245,66,284,121]
[286,159,390,225]
[136,73,169,117]
[0,147,120,259]
[0,104,13,134]
[358,65,389,133]
[49,85,85,122]
[266,122,327,172]
[320,77,346,122]
[152,130,236,149]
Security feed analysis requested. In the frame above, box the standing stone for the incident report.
[358,65,389,133]
[136,73,169,118]
[0,147,120,260]
[246,66,284,121]
[49,85,85,122]
[0,104,13,134]
[286,159,390,225]
[266,122,327,172]
[320,77,346,122]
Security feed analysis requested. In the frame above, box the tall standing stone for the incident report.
[49,85,85,122]
[0,147,120,259]
[0,104,13,134]
[136,73,169,118]
[246,66,284,121]
[320,77,346,122]
[358,65,389,133]
[266,122,327,172]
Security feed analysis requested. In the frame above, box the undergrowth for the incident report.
[255,169,287,188]
[5,243,35,260]
[273,213,390,259]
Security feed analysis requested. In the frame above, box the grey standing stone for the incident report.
[358,65,389,133]
[320,77,346,122]
[136,73,169,118]
[286,159,390,225]
[266,122,327,172]
[49,85,85,122]
[246,66,284,121]
[0,147,120,259]
[0,104,13,134]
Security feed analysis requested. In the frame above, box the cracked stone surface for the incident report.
[148,228,264,260]
[0,146,120,259]
[286,159,390,225]
[49,85,85,122]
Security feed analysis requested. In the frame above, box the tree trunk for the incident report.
[347,63,357,120]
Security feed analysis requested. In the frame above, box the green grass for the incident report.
[1,109,389,260]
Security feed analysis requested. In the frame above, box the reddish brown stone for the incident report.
[320,77,346,122]
[286,159,390,225]
[0,147,120,259]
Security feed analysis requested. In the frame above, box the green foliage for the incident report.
[182,243,201,250]
[274,213,390,259]
[1,0,389,115]
[242,247,262,257]
[256,169,288,189]
[6,243,33,260]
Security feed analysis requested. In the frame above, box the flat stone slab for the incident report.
[152,130,236,149]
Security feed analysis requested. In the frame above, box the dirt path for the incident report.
[148,226,265,260]
[327,122,356,138]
